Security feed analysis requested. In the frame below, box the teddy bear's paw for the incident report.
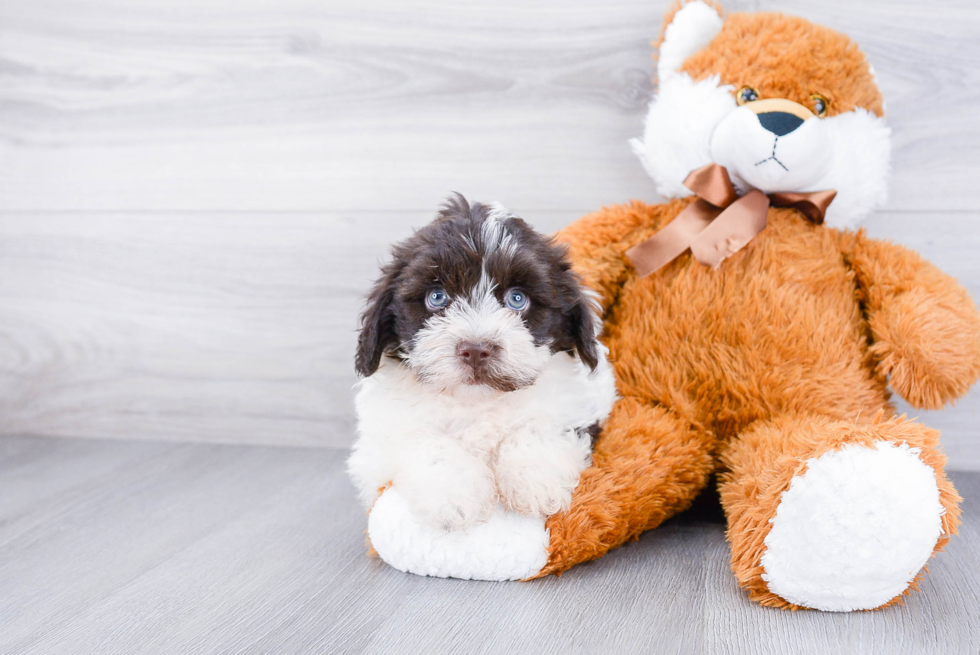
[759,440,945,611]
[869,288,980,409]
[369,487,550,580]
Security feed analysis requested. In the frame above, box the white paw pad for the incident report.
[761,441,944,611]
[368,487,550,581]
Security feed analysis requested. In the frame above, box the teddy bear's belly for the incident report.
[606,216,889,439]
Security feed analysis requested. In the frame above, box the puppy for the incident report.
[348,194,616,531]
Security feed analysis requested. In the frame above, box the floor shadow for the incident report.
[664,476,726,526]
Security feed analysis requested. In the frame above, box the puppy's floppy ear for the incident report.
[355,259,403,377]
[548,242,601,371]
[566,291,600,371]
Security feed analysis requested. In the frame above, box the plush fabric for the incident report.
[370,488,551,581]
[533,1,980,611]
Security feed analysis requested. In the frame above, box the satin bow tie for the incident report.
[626,163,837,278]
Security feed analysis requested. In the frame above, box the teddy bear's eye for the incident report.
[810,94,830,117]
[736,86,759,105]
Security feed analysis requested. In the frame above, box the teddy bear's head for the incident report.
[631,1,890,228]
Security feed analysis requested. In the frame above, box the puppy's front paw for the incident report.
[423,493,496,532]
[495,428,591,518]
[496,468,572,518]
[396,455,498,531]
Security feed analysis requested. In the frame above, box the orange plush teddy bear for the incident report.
[540,0,980,611]
[362,0,980,612]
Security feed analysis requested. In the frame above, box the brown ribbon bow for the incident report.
[626,164,837,277]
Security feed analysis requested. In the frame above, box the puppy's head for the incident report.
[355,194,600,392]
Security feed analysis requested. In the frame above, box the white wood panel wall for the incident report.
[1,0,978,467]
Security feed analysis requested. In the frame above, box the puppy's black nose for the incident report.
[457,341,492,369]
[757,111,805,136]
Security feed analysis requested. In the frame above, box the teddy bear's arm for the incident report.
[556,201,678,313]
[841,230,980,409]
[533,395,715,577]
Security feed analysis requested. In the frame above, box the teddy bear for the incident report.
[535,0,980,611]
[362,0,980,612]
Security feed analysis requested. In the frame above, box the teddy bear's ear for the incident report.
[657,1,724,81]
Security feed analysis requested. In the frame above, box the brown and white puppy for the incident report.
[348,195,616,563]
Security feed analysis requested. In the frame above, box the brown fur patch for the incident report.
[680,11,883,117]
[535,395,716,577]
[532,0,980,609]
[839,230,980,409]
[545,196,980,608]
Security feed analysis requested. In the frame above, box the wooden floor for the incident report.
[2,434,978,655]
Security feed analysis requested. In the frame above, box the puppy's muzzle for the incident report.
[456,341,495,370]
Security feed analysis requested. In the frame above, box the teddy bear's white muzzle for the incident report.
[711,105,833,194]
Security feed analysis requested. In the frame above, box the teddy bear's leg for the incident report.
[534,395,715,577]
[719,412,961,611]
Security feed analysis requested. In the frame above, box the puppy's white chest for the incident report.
[413,393,531,456]
[355,352,615,447]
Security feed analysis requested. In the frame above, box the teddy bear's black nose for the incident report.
[757,111,805,136]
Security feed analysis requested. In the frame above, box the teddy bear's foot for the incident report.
[761,440,944,611]
[368,487,550,581]
[721,413,961,611]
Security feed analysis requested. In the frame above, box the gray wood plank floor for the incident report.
[1,434,977,655]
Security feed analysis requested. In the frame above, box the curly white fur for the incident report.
[349,347,617,530]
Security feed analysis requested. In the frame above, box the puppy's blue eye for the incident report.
[425,288,449,310]
[505,288,529,311]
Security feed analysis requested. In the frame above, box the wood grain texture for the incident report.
[0,435,977,654]
[1,0,979,463]
[2,210,979,466]
[0,0,978,213]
